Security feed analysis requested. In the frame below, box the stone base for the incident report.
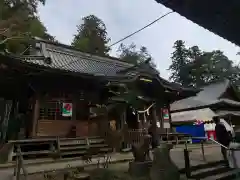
[73,173,90,180]
[128,161,152,177]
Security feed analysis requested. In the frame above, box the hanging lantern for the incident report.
[193,120,204,125]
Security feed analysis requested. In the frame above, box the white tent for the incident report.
[171,108,216,123]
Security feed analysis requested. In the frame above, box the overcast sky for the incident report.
[38,0,240,79]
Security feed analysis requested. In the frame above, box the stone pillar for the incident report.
[150,143,180,180]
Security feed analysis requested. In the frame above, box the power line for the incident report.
[109,11,174,47]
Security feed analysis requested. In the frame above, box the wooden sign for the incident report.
[162,108,169,121]
[62,103,72,117]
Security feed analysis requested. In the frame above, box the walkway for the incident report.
[0,144,221,180]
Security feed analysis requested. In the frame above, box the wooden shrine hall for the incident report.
[0,38,197,142]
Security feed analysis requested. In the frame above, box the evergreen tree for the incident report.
[71,15,110,56]
[0,0,54,54]
[118,43,156,67]
[168,40,191,86]
[169,40,240,87]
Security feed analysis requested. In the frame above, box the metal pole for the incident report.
[184,148,191,178]
[201,140,206,161]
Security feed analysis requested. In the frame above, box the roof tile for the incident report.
[23,41,133,76]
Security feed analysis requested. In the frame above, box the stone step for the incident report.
[12,150,52,157]
[205,169,240,180]
[190,165,230,179]
[188,161,239,180]
[59,138,105,146]
[60,144,109,151]
[190,160,226,171]
[60,147,112,156]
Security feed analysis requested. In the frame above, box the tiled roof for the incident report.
[170,79,240,111]
[22,39,133,76]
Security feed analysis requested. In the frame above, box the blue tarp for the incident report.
[176,124,205,143]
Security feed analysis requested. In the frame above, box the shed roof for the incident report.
[170,79,240,111]
[155,0,240,46]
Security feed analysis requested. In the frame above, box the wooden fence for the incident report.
[122,129,148,150]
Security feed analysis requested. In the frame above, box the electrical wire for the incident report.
[109,11,174,47]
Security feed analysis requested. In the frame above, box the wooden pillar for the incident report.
[72,94,77,121]
[31,95,40,137]
[167,104,173,133]
[120,109,127,130]
[159,107,164,131]
[152,104,158,132]
[137,113,141,129]
[151,104,159,148]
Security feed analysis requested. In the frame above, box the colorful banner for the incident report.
[62,103,72,117]
[194,120,204,125]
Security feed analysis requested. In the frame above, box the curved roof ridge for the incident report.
[33,37,133,66]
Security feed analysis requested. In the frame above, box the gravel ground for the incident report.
[18,146,223,180]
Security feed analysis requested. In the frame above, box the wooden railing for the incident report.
[11,136,113,180]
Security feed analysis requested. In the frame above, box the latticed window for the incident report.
[39,100,73,120]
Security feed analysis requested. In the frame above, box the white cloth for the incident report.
[204,123,211,131]
[220,119,235,137]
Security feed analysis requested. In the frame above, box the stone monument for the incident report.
[150,143,180,180]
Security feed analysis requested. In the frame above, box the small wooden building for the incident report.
[0,38,196,142]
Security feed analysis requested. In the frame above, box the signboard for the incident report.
[164,122,170,129]
[62,103,72,117]
[162,108,169,121]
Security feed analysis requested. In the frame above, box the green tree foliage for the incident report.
[169,40,240,87]
[0,0,54,54]
[168,40,191,86]
[117,43,156,67]
[71,15,110,56]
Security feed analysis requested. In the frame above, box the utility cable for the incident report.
[109,11,174,47]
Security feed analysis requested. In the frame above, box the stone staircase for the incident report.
[184,160,240,180]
